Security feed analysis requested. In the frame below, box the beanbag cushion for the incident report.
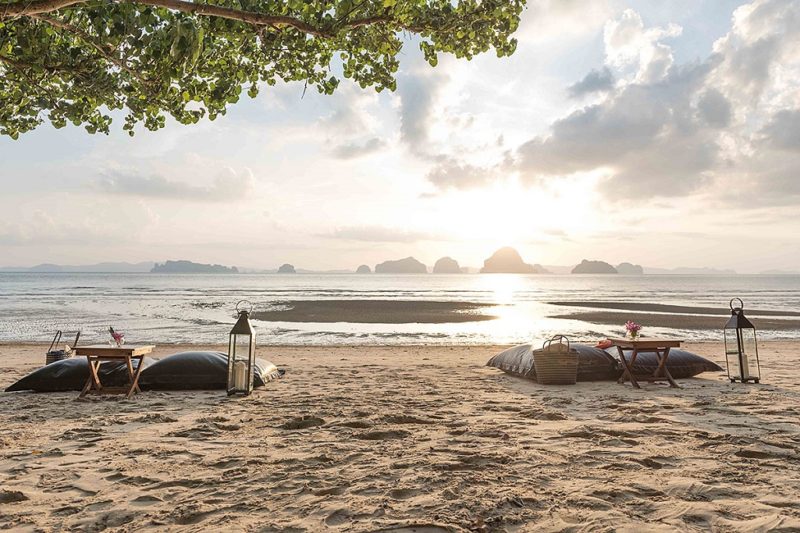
[487,344,618,382]
[138,351,281,390]
[5,351,282,393]
[487,343,722,382]
[611,348,723,379]
[4,356,156,392]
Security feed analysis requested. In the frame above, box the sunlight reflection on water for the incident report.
[1,272,798,345]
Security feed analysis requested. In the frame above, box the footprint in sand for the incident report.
[383,415,437,425]
[335,420,373,429]
[0,489,28,503]
[388,488,419,500]
[324,508,352,527]
[356,429,410,441]
[369,526,451,533]
[280,415,325,430]
[132,494,163,506]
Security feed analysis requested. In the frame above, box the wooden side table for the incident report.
[75,345,155,399]
[608,338,682,389]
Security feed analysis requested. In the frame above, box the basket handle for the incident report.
[48,330,62,353]
[71,330,81,349]
[542,334,570,351]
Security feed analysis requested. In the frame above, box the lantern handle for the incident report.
[236,300,253,314]
[729,298,744,311]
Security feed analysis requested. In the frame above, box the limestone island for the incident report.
[480,247,549,274]
[375,257,427,274]
[277,264,296,274]
[356,265,372,274]
[433,257,461,274]
[151,260,238,274]
[571,259,618,274]
[616,262,644,275]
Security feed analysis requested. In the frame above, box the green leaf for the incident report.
[0,0,526,137]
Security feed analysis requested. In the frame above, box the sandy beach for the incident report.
[1,342,799,532]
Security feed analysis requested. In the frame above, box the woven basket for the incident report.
[532,335,579,385]
[44,330,79,365]
[46,349,73,365]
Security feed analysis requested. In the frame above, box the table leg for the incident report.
[655,348,680,388]
[617,347,640,389]
[79,356,103,398]
[126,355,145,398]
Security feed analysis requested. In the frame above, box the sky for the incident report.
[1,0,799,273]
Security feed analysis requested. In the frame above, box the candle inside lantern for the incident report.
[234,361,248,390]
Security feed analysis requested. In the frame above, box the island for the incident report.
[277,264,296,274]
[151,260,238,274]
[480,247,549,274]
[356,265,372,274]
[433,257,461,274]
[374,257,427,274]
[616,262,644,275]
[571,260,617,274]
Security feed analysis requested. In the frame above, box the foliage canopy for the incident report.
[0,0,525,138]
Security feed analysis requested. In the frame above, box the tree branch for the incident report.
[1,0,409,38]
[128,0,332,36]
[0,52,86,74]
[1,0,86,18]
[31,14,153,85]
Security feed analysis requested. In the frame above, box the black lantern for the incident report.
[227,300,256,396]
[723,298,761,383]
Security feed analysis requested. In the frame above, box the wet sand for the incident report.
[549,310,800,330]
[251,300,498,323]
[550,301,800,317]
[2,342,799,531]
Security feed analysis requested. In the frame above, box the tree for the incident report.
[0,0,525,138]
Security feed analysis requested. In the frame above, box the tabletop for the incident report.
[74,345,156,357]
[607,338,683,349]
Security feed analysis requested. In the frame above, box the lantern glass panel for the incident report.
[228,333,254,392]
[741,328,759,379]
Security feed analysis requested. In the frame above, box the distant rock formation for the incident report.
[480,247,548,274]
[433,257,461,274]
[572,260,617,274]
[151,260,238,274]
[277,263,296,274]
[375,257,427,274]
[356,265,372,274]
[616,262,644,275]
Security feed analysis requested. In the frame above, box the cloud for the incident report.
[0,203,158,246]
[324,226,438,243]
[696,88,732,128]
[517,0,613,44]
[568,67,615,98]
[397,68,448,158]
[518,60,718,197]
[760,109,800,151]
[94,168,255,202]
[425,158,493,190]
[330,137,386,159]
[604,8,682,82]
[516,0,800,204]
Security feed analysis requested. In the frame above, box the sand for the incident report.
[1,342,799,532]
[251,300,497,323]
[548,311,800,330]
[549,301,800,317]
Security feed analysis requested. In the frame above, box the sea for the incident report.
[1,273,799,346]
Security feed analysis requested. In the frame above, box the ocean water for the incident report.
[0,273,799,345]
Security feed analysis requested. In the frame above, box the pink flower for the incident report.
[625,320,642,333]
[109,326,124,343]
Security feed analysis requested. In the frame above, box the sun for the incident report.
[423,173,603,247]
